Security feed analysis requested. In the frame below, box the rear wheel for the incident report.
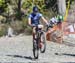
[40,32,46,53]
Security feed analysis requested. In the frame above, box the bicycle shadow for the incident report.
[6,55,34,60]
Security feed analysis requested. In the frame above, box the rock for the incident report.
[7,27,14,37]
[50,30,63,43]
[68,34,75,39]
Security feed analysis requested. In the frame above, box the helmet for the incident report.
[57,15,63,21]
[33,6,38,12]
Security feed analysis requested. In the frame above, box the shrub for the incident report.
[25,26,32,35]
[10,21,24,34]
[0,24,8,37]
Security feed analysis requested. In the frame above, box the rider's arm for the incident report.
[28,14,32,26]
[28,18,31,26]
[41,16,48,25]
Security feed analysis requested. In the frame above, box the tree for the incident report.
[57,0,66,16]
[18,0,21,20]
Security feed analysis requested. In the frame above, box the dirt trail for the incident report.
[0,35,75,63]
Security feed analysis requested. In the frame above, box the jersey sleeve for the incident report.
[28,14,32,18]
[39,13,43,17]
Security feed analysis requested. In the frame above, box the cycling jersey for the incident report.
[28,12,42,25]
[50,17,57,23]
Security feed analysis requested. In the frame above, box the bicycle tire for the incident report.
[40,31,46,53]
[33,37,39,59]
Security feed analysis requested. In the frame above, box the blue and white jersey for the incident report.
[28,12,42,25]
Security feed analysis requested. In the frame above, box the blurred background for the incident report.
[0,0,75,37]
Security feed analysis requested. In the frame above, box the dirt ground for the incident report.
[0,35,75,63]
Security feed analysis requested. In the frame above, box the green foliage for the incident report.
[45,0,58,13]
[0,0,7,13]
[10,21,24,34]
[22,17,28,28]
[0,15,6,23]
[25,26,32,35]
[0,0,5,6]
[45,0,57,8]
[0,24,7,37]
[22,0,46,16]
[66,0,74,8]
[1,0,75,35]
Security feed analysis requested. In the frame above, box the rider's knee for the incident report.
[33,27,36,34]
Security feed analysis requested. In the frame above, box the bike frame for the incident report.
[33,25,46,59]
[35,26,42,47]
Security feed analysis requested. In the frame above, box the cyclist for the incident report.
[56,14,63,24]
[49,16,58,27]
[28,6,48,41]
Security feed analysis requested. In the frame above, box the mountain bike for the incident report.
[33,25,46,59]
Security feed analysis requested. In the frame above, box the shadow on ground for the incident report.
[60,62,75,63]
[55,53,75,63]
[55,53,75,57]
[6,55,34,60]
[62,41,75,47]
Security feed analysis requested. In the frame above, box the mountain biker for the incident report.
[57,15,63,24]
[28,6,48,41]
[56,14,64,30]
[49,16,58,27]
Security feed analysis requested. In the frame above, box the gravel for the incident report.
[0,35,75,63]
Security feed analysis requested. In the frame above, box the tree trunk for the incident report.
[57,0,66,16]
[18,0,21,20]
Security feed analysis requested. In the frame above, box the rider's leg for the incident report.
[32,27,36,40]
[33,25,43,39]
[32,24,44,40]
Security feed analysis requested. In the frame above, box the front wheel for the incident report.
[33,38,39,59]
[40,32,46,53]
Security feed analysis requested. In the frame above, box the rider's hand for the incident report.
[31,24,36,27]
[46,23,50,27]
[45,23,50,31]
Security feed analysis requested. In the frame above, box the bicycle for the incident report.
[33,25,46,59]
